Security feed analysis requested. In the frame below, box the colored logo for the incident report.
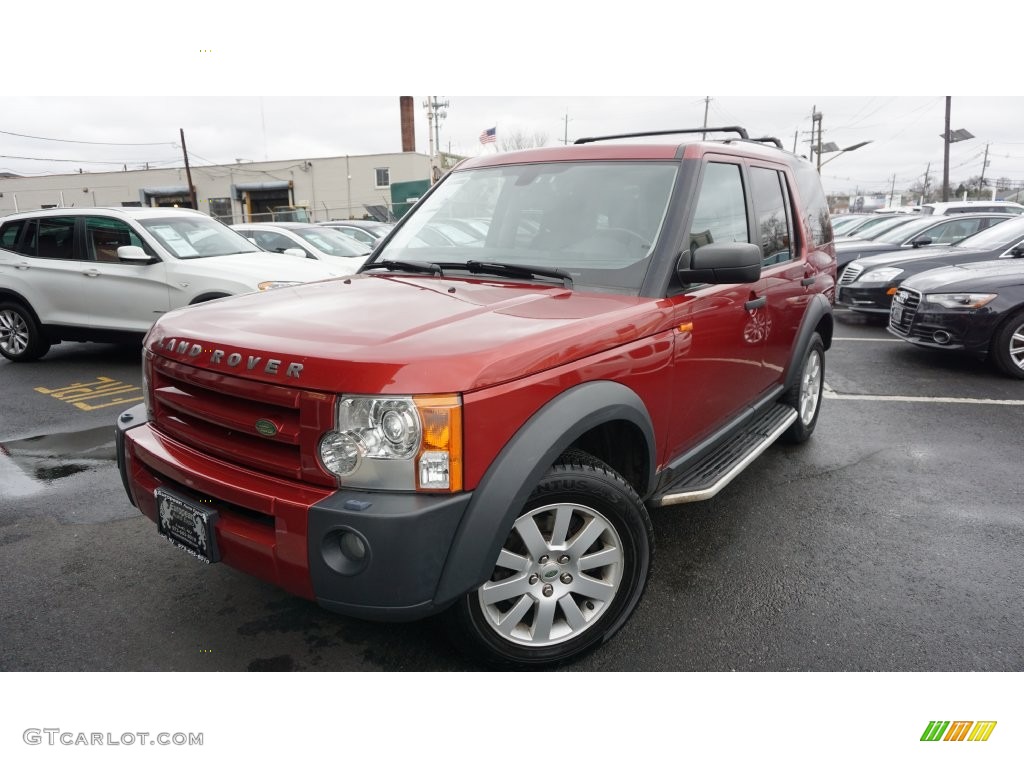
[255,419,278,437]
[921,721,997,742]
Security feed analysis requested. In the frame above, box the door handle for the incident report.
[744,296,766,311]
[16,262,30,270]
[801,276,816,286]
[83,269,101,278]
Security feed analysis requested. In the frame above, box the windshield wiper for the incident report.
[462,261,574,289]
[364,259,445,277]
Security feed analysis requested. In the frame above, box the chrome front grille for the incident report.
[888,288,921,335]
[839,262,864,285]
[149,355,336,486]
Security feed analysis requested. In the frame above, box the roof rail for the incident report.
[749,136,784,149]
[574,126,749,145]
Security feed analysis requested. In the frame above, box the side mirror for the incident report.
[117,245,154,263]
[910,237,932,249]
[283,248,308,258]
[677,242,762,285]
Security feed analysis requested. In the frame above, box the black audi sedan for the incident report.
[836,214,1024,314]
[888,260,1024,378]
[834,213,1013,273]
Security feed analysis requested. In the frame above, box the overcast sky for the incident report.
[3,5,1021,200]
[4,95,1022,198]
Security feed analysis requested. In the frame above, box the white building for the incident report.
[0,152,433,223]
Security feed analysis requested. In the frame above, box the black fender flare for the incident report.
[433,380,656,606]
[783,294,833,392]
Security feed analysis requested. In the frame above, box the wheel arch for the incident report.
[188,292,232,305]
[783,294,833,392]
[0,288,43,325]
[433,380,656,606]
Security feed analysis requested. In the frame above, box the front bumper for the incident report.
[116,407,472,621]
[887,305,1000,356]
[836,282,895,313]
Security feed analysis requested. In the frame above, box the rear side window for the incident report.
[0,220,27,252]
[689,162,749,251]
[32,217,78,260]
[793,162,833,247]
[750,167,794,265]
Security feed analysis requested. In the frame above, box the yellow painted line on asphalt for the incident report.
[823,382,1024,406]
[35,376,142,411]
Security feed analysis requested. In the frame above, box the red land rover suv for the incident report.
[116,127,836,667]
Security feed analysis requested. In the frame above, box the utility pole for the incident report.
[701,97,711,140]
[979,142,990,197]
[942,96,951,202]
[179,128,197,209]
[423,97,449,183]
[562,111,572,145]
[812,106,824,171]
[922,162,931,205]
[793,130,798,154]
[889,174,897,207]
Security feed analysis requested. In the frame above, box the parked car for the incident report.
[231,223,370,272]
[837,214,1024,315]
[0,207,341,362]
[832,214,881,237]
[318,219,395,248]
[116,126,837,668]
[834,213,1013,272]
[835,214,920,241]
[919,200,1024,216]
[888,259,1024,378]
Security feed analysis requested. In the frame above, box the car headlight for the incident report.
[318,394,463,492]
[857,267,904,283]
[257,281,301,290]
[925,292,997,309]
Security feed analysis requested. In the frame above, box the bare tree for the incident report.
[499,129,550,152]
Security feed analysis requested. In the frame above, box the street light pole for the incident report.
[818,141,872,169]
[943,96,951,202]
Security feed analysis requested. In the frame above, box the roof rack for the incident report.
[749,136,784,149]
[573,126,749,145]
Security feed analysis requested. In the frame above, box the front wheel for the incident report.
[781,332,825,443]
[448,452,653,669]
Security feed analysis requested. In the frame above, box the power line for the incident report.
[0,127,175,146]
[0,154,179,165]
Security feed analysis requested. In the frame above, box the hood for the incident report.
[197,252,348,281]
[851,244,960,269]
[901,259,1024,293]
[147,274,669,394]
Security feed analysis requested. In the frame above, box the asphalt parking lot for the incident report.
[1,309,1022,672]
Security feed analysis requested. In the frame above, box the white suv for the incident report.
[0,207,342,361]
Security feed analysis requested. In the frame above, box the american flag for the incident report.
[479,127,496,145]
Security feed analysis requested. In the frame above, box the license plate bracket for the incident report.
[155,488,220,563]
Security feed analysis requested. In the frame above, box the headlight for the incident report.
[858,267,903,283]
[257,281,301,290]
[925,292,997,309]
[318,394,462,492]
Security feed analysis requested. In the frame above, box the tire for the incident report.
[0,301,50,362]
[447,451,654,669]
[992,310,1024,379]
[781,332,825,444]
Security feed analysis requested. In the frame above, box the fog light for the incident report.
[339,531,366,561]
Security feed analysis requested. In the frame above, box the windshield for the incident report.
[371,161,678,294]
[953,214,1024,250]
[140,216,262,259]
[292,227,369,257]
